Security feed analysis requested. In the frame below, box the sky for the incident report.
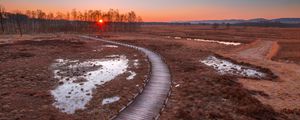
[1,0,300,22]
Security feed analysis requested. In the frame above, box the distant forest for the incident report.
[0,5,143,36]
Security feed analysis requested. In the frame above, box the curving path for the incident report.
[236,40,274,60]
[80,35,172,120]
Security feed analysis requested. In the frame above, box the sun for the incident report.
[98,19,103,23]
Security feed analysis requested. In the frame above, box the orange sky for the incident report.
[1,0,300,22]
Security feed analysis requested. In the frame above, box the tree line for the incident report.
[0,5,143,36]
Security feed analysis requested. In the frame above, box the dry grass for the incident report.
[104,33,287,119]
[138,25,300,64]
[0,35,149,119]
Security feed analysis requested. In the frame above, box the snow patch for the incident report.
[102,96,120,105]
[200,56,265,78]
[174,37,182,39]
[51,55,128,114]
[127,71,137,80]
[133,59,139,67]
[103,45,119,48]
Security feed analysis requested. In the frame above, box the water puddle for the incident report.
[164,35,241,45]
[194,39,241,46]
[51,55,129,114]
[102,96,120,105]
[200,56,266,78]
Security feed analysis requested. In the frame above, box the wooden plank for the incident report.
[80,36,172,120]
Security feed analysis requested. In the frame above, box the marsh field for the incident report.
[1,25,300,120]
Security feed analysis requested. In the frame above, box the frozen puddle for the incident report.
[200,56,266,78]
[51,55,129,114]
[103,44,119,48]
[194,39,241,46]
[102,96,120,105]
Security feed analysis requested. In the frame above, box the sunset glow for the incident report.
[1,0,300,22]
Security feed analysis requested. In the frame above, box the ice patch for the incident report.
[102,96,120,105]
[194,38,241,46]
[55,59,79,64]
[133,59,139,67]
[127,71,137,80]
[51,55,128,114]
[106,55,120,58]
[174,37,181,39]
[200,56,265,78]
[103,45,119,48]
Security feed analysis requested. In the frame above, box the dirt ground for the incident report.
[0,34,149,120]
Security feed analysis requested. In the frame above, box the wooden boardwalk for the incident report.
[80,36,172,120]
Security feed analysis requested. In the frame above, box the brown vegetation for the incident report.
[103,33,287,119]
[139,25,300,64]
[98,23,300,118]
[0,35,149,119]
[273,41,300,64]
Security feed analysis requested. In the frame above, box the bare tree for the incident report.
[0,5,5,33]
[47,12,54,20]
[0,6,143,34]
[12,12,28,36]
[55,12,64,20]
[127,11,136,22]
[36,10,46,19]
[71,9,77,20]
[66,12,70,20]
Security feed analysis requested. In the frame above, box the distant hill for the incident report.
[172,18,300,24]
[271,18,300,24]
[188,19,244,24]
